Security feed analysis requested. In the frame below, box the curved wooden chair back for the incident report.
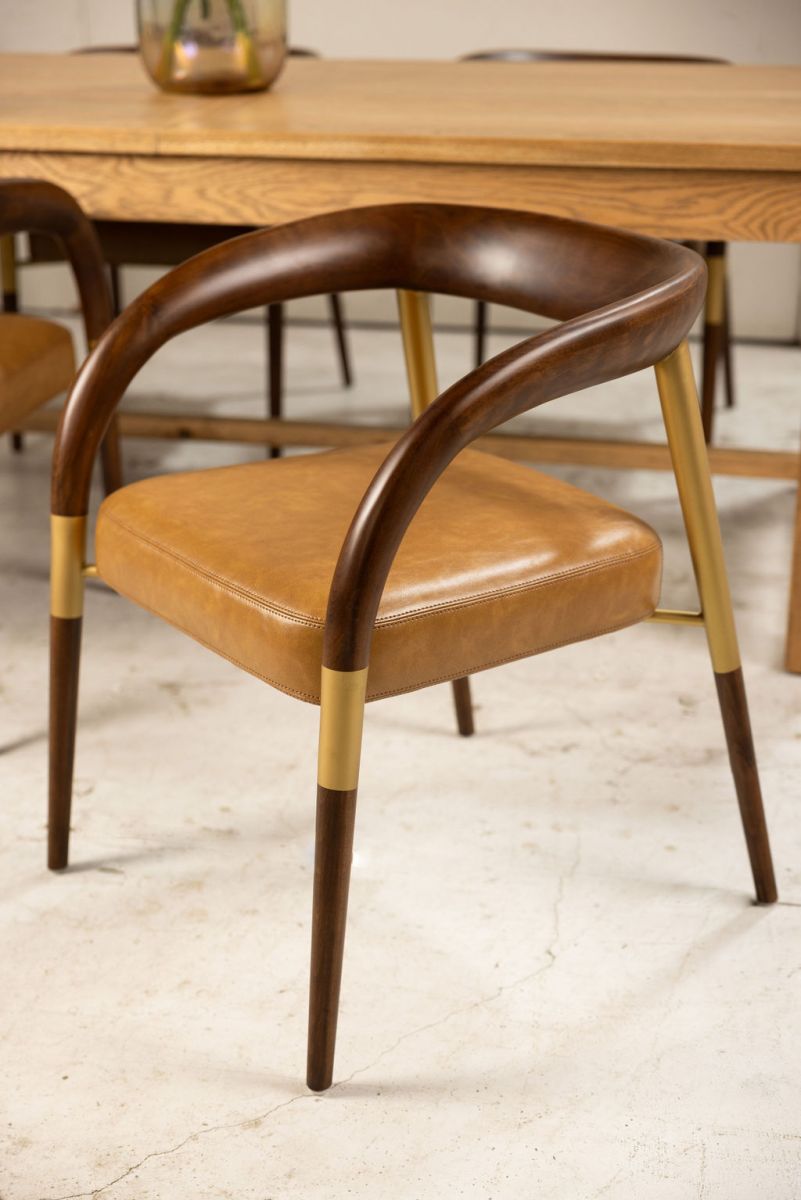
[53,202,706,685]
[53,203,703,516]
[0,179,121,492]
[0,178,113,350]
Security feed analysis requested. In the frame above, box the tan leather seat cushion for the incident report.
[0,313,75,432]
[96,445,662,703]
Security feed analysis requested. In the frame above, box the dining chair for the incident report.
[462,49,735,442]
[12,46,353,458]
[0,180,121,493]
[48,202,776,1092]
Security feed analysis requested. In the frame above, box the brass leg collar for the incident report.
[317,667,368,792]
[51,515,87,619]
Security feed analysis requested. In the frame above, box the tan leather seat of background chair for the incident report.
[0,312,75,433]
[0,180,121,493]
[48,202,776,1096]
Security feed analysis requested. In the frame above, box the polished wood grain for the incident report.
[1,55,800,171]
[3,151,800,243]
[51,203,705,517]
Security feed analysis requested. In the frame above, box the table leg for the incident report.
[784,452,801,672]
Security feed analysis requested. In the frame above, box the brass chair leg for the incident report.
[700,241,727,444]
[49,515,87,871]
[307,666,367,1092]
[655,341,776,903]
[397,288,475,737]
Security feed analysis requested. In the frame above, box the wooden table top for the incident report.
[1,53,800,172]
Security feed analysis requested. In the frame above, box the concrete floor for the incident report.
[2,317,801,1198]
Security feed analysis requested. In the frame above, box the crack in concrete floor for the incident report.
[37,845,582,1199]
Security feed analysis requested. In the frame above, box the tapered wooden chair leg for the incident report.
[266,302,284,459]
[307,666,367,1091]
[700,241,726,444]
[328,293,353,387]
[723,272,736,409]
[307,782,359,1091]
[474,298,488,369]
[784,451,801,673]
[655,341,777,904]
[99,416,123,495]
[48,513,87,871]
[451,676,475,736]
[2,236,23,451]
[714,668,777,903]
[109,264,123,317]
[49,615,82,870]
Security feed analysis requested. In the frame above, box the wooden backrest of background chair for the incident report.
[0,178,112,349]
[460,49,728,64]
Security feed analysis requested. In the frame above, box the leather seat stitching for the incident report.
[100,511,324,627]
[377,543,661,625]
[97,585,650,707]
[365,612,656,700]
[99,509,660,628]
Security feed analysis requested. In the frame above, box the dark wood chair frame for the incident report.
[462,49,735,442]
[47,202,776,1092]
[0,179,121,493]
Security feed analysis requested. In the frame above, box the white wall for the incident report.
[2,0,800,64]
[2,0,800,339]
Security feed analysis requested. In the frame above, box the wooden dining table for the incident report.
[1,52,801,664]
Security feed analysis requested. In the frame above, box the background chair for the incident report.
[462,50,735,442]
[5,46,353,459]
[48,203,775,1094]
[0,180,121,493]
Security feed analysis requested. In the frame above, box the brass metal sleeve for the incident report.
[397,289,438,417]
[655,342,741,673]
[51,515,87,619]
[317,667,368,792]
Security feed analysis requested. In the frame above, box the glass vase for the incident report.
[137,0,287,94]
